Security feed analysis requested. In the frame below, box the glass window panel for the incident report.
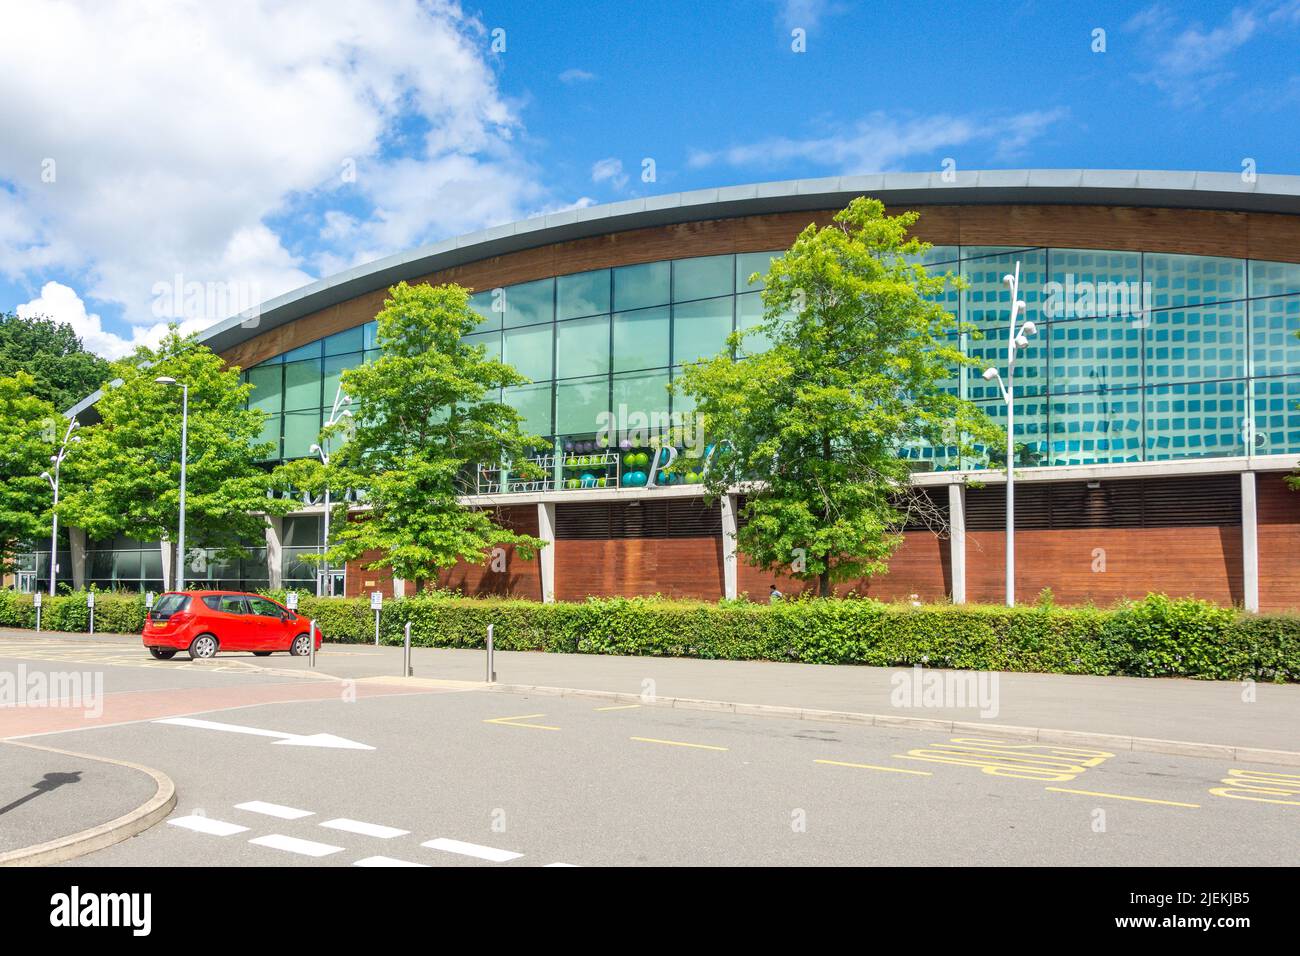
[1250,259,1300,298]
[556,315,609,378]
[323,352,362,407]
[612,369,671,421]
[363,320,380,350]
[1253,376,1300,456]
[736,251,782,292]
[1144,300,1245,387]
[557,269,610,320]
[673,297,733,366]
[469,289,500,331]
[1046,315,1142,395]
[323,326,364,355]
[503,324,554,381]
[111,550,141,581]
[613,306,670,372]
[283,515,322,547]
[283,409,322,459]
[1046,249,1144,320]
[905,245,961,268]
[671,370,697,418]
[1145,380,1245,460]
[962,250,1047,393]
[283,341,322,363]
[1044,389,1143,466]
[463,330,502,362]
[966,394,1052,469]
[736,291,773,355]
[140,547,162,580]
[1250,294,1300,378]
[251,353,282,366]
[673,255,733,302]
[283,359,322,411]
[555,374,610,435]
[503,278,554,328]
[247,365,282,414]
[503,382,553,436]
[1145,253,1246,309]
[255,414,281,461]
[614,261,670,311]
[966,323,1047,399]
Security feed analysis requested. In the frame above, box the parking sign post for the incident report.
[402,621,412,677]
[87,590,95,636]
[486,623,495,683]
[34,591,41,635]
[370,591,382,646]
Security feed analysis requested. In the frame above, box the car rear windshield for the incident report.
[152,595,191,618]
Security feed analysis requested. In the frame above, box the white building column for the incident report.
[948,483,966,604]
[537,501,557,603]
[391,576,407,599]
[160,541,173,591]
[264,516,284,590]
[68,527,87,591]
[1241,471,1259,613]
[720,494,738,599]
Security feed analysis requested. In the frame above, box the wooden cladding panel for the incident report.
[734,531,952,601]
[553,536,724,601]
[220,204,1300,370]
[1256,472,1300,612]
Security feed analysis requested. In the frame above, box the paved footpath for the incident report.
[4,628,1298,752]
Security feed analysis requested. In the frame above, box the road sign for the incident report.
[33,591,41,607]
[370,591,382,610]
[86,591,95,607]
[145,591,155,609]
[285,591,299,610]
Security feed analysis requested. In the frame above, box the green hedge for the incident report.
[2,589,1296,682]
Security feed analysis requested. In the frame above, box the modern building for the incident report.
[29,169,1300,610]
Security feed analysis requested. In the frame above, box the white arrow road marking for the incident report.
[153,717,374,750]
[249,834,344,857]
[167,815,248,836]
[422,838,522,862]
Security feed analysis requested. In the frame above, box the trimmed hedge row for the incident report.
[2,589,1296,682]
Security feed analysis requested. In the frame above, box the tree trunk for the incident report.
[819,570,831,598]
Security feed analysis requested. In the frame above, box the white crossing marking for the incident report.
[320,818,409,839]
[421,837,522,863]
[236,800,314,820]
[543,862,579,867]
[249,834,344,857]
[353,856,429,867]
[167,815,248,836]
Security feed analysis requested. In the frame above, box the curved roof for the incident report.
[69,168,1300,419]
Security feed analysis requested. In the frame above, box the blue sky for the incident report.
[1,0,1297,357]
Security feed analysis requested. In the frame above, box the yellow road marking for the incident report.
[1209,768,1300,806]
[816,759,932,776]
[595,704,641,712]
[630,736,727,751]
[1046,787,1200,808]
[483,713,561,731]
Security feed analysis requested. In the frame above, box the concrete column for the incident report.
[948,483,966,604]
[720,494,738,600]
[160,541,173,592]
[68,526,87,591]
[264,515,284,590]
[1241,471,1259,613]
[537,501,557,603]
[392,576,406,599]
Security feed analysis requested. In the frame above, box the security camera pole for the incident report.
[38,418,81,596]
[155,377,189,590]
[310,385,352,597]
[981,261,1037,608]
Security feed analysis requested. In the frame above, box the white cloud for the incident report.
[559,68,597,84]
[0,0,545,339]
[777,0,834,32]
[688,109,1067,174]
[591,158,629,190]
[17,281,206,360]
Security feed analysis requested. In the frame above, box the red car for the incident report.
[143,590,322,660]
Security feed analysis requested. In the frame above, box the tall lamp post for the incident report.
[38,418,81,596]
[309,386,351,597]
[981,261,1037,608]
[155,377,189,591]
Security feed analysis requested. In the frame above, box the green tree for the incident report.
[0,373,60,573]
[675,197,1000,597]
[304,281,545,586]
[0,313,110,411]
[60,330,289,576]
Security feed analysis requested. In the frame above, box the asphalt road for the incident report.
[2,638,1296,866]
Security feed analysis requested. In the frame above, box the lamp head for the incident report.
[39,471,51,482]
[309,444,322,456]
[154,376,177,385]
[1015,334,1029,348]
[1002,274,1014,287]
[1021,320,1037,336]
[982,367,999,381]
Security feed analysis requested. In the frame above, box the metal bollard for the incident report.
[486,623,496,683]
[309,619,317,668]
[402,621,412,677]
[35,606,41,635]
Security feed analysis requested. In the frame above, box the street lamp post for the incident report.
[310,386,352,597]
[38,418,80,596]
[981,261,1037,608]
[155,378,189,591]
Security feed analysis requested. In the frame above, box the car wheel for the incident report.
[289,633,312,657]
[253,651,272,657]
[188,634,219,660]
[147,647,177,660]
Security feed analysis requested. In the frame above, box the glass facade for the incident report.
[236,245,1300,472]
